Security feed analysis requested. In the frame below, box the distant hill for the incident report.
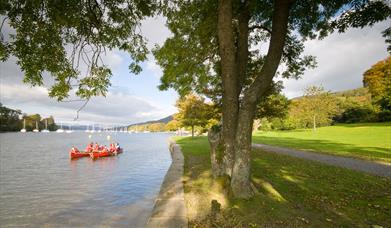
[128,115,174,127]
[291,87,369,100]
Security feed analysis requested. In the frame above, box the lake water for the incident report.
[0,132,172,227]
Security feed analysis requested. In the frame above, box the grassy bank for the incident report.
[175,136,391,227]
[253,122,391,163]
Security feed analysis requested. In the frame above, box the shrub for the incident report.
[378,110,391,122]
[334,106,376,123]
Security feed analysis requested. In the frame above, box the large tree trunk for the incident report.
[217,0,239,177]
[231,103,256,197]
[229,0,293,198]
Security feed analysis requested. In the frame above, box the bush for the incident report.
[270,118,297,130]
[378,110,391,122]
[334,106,376,123]
[258,118,272,131]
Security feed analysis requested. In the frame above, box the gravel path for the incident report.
[252,143,391,177]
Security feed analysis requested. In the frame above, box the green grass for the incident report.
[175,136,391,227]
[253,122,391,163]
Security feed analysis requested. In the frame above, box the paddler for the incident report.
[85,142,93,152]
[71,146,79,153]
[109,143,115,152]
[93,143,100,152]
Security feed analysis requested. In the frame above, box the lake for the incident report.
[0,132,172,227]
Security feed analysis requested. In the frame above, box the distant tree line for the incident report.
[0,103,58,132]
[258,56,391,131]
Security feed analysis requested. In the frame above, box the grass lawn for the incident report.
[174,136,391,227]
[253,122,391,163]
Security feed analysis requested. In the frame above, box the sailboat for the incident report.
[33,121,39,132]
[41,119,50,133]
[85,124,90,133]
[90,124,95,133]
[20,119,27,133]
[56,123,64,133]
[65,124,73,133]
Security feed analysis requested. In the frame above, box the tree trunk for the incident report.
[313,115,316,132]
[208,126,225,177]
[228,0,293,198]
[218,0,239,177]
[231,103,256,198]
[191,125,194,137]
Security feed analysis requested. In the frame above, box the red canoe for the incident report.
[70,151,90,159]
[112,148,123,156]
[89,151,113,159]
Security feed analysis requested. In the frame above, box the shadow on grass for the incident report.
[175,136,391,227]
[253,135,391,162]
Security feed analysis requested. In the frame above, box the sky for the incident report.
[0,16,389,126]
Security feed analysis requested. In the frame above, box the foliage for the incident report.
[128,122,166,132]
[289,86,337,130]
[164,119,180,131]
[0,103,21,131]
[175,93,217,137]
[0,103,58,132]
[175,136,391,227]
[363,56,391,111]
[335,106,377,123]
[256,92,290,120]
[41,116,58,131]
[253,122,391,163]
[378,110,391,122]
[1,0,156,101]
[155,0,390,99]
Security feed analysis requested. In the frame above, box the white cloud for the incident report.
[0,82,169,125]
[141,16,172,49]
[281,21,389,98]
[146,56,163,78]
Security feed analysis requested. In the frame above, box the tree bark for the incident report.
[208,126,225,177]
[191,125,194,137]
[217,0,239,177]
[230,0,293,198]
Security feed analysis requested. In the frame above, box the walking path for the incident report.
[252,143,391,177]
[146,142,188,228]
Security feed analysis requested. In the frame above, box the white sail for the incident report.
[33,121,39,132]
[56,122,64,133]
[20,119,27,132]
[41,119,49,133]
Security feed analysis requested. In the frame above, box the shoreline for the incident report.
[146,140,188,227]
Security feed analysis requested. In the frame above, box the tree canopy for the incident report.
[1,0,157,101]
[363,56,391,111]
[174,93,216,137]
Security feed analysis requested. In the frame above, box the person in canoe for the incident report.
[115,142,121,151]
[93,143,100,152]
[71,146,79,153]
[109,143,116,152]
[101,145,109,153]
[85,142,93,152]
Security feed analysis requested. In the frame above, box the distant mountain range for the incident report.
[128,115,173,127]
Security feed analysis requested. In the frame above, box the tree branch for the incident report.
[74,99,90,120]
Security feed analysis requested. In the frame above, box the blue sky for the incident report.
[0,16,389,126]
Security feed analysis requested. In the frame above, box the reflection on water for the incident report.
[0,132,172,227]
